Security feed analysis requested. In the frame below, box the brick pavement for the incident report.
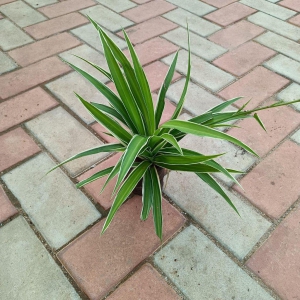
[0,0,300,299]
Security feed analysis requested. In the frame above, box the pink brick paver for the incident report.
[0,186,17,223]
[202,0,237,8]
[121,0,176,23]
[213,41,275,76]
[0,0,15,4]
[247,205,300,299]
[8,33,81,67]
[58,196,185,300]
[218,66,289,110]
[0,88,58,132]
[235,140,300,219]
[107,264,181,300]
[280,0,300,12]
[204,2,256,26]
[289,14,300,26]
[209,20,265,50]
[0,127,40,172]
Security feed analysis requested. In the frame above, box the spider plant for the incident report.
[48,17,300,239]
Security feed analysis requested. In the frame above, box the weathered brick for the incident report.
[277,83,300,111]
[0,51,17,74]
[289,14,300,26]
[24,0,57,8]
[166,0,215,16]
[96,0,136,12]
[0,186,17,223]
[280,0,300,11]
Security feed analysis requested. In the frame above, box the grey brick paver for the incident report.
[154,226,274,300]
[96,0,137,12]
[0,217,81,299]
[0,51,17,74]
[24,0,57,8]
[166,0,215,16]
[291,129,300,144]
[277,83,300,111]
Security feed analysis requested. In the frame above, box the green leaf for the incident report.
[161,120,258,157]
[208,97,243,113]
[91,102,127,125]
[196,173,240,215]
[150,166,163,240]
[141,168,153,221]
[102,161,152,233]
[253,113,266,132]
[152,133,183,155]
[47,143,125,174]
[154,162,221,173]
[76,166,114,188]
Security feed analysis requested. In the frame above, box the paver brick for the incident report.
[248,12,300,41]
[247,205,300,299]
[163,50,235,92]
[166,0,215,16]
[0,217,81,299]
[228,99,300,157]
[38,0,96,18]
[24,0,57,8]
[236,140,300,218]
[163,27,227,61]
[209,20,265,50]
[80,5,133,32]
[96,0,136,12]
[280,0,300,11]
[165,171,271,259]
[0,127,40,172]
[240,0,296,20]
[131,0,150,3]
[0,19,33,51]
[201,0,237,8]
[2,154,101,248]
[204,2,256,26]
[24,12,88,40]
[277,83,300,111]
[163,8,221,37]
[0,88,58,132]
[0,186,17,223]
[71,24,127,53]
[0,57,70,99]
[117,16,178,44]
[218,66,289,110]
[92,122,119,144]
[107,264,181,300]
[256,31,300,63]
[291,128,300,144]
[0,51,17,74]
[25,107,109,177]
[0,1,46,27]
[121,0,175,23]
[213,41,275,76]
[152,94,176,124]
[289,14,300,26]
[58,196,185,300]
[264,54,300,84]
[154,226,274,300]
[0,0,17,4]
[8,32,81,67]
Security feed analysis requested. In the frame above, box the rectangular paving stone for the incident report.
[71,24,127,53]
[213,41,275,76]
[256,31,300,63]
[25,107,109,176]
[2,154,101,249]
[163,8,221,37]
[154,226,274,300]
[209,20,265,50]
[80,5,133,32]
[0,0,16,4]
[264,54,300,84]
[0,185,17,223]
[8,32,81,67]
[0,1,46,27]
[107,264,181,300]
[248,12,300,41]
[0,51,17,74]
[291,128,300,144]
[58,196,185,300]
[247,206,300,299]
[163,50,235,92]
[38,0,96,18]
[96,0,136,12]
[24,0,57,8]
[204,2,256,26]
[280,0,300,11]
[0,217,80,299]
[289,14,300,26]
[235,140,300,219]
[277,83,300,111]
[121,0,175,23]
[0,56,70,99]
[166,0,215,16]
[92,122,119,144]
[0,19,33,51]
[0,127,40,172]
[201,0,237,7]
[163,27,227,61]
[24,12,88,39]
[117,16,178,44]
[165,171,271,259]
[240,0,296,20]
[0,87,58,132]
[218,66,289,110]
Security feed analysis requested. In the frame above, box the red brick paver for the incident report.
[58,196,185,299]
[0,186,17,223]
[289,14,300,26]
[280,0,300,12]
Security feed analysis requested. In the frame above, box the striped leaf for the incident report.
[141,168,153,221]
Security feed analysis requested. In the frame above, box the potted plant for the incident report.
[48,17,300,239]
